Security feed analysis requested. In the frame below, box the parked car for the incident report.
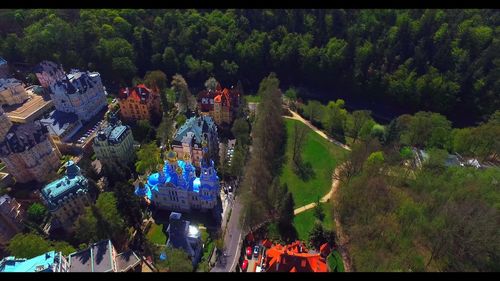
[246,246,252,258]
[241,260,248,272]
[253,245,260,258]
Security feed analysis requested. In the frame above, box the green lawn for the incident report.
[244,94,261,103]
[281,118,347,207]
[293,202,335,241]
[147,222,167,244]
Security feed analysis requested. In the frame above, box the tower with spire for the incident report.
[134,143,220,213]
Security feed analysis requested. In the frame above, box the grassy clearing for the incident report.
[293,202,335,241]
[147,222,167,244]
[244,95,261,103]
[281,118,347,207]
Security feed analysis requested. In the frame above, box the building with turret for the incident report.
[117,84,160,121]
[0,107,61,183]
[172,115,219,168]
[197,83,240,126]
[40,161,92,230]
[135,144,220,213]
[34,61,107,122]
[93,113,135,165]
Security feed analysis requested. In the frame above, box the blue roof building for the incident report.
[0,251,69,272]
[40,161,92,230]
[0,240,142,272]
[135,145,220,213]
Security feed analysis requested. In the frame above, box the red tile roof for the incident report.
[119,84,153,102]
[264,241,328,272]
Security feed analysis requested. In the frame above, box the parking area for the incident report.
[240,241,266,272]
[74,120,103,145]
[68,107,108,145]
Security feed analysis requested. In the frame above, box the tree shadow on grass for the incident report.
[278,222,298,244]
[293,161,316,181]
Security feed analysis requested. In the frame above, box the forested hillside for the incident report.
[0,9,498,125]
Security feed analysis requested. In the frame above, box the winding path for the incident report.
[284,108,353,272]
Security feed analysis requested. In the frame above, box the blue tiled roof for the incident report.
[0,251,59,272]
[109,126,127,142]
[173,115,216,145]
[40,162,88,211]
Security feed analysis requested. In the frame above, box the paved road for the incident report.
[211,196,243,272]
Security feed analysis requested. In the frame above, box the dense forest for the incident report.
[0,9,498,126]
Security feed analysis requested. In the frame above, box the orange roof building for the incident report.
[263,241,328,272]
[118,84,160,121]
[197,83,240,126]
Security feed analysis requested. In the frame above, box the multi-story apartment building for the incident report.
[33,61,66,89]
[0,195,24,246]
[40,161,92,230]
[0,78,29,106]
[172,115,219,168]
[0,107,61,183]
[197,83,240,126]
[93,114,135,165]
[117,84,160,121]
[135,147,220,214]
[34,61,107,122]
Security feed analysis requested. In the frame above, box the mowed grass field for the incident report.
[281,118,348,207]
[293,202,335,241]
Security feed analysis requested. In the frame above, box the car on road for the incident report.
[241,260,248,272]
[246,246,252,258]
[253,245,260,258]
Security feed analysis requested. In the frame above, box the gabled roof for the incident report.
[39,110,80,137]
[173,115,217,145]
[264,241,328,272]
[68,240,114,272]
[0,120,49,156]
[118,84,153,103]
